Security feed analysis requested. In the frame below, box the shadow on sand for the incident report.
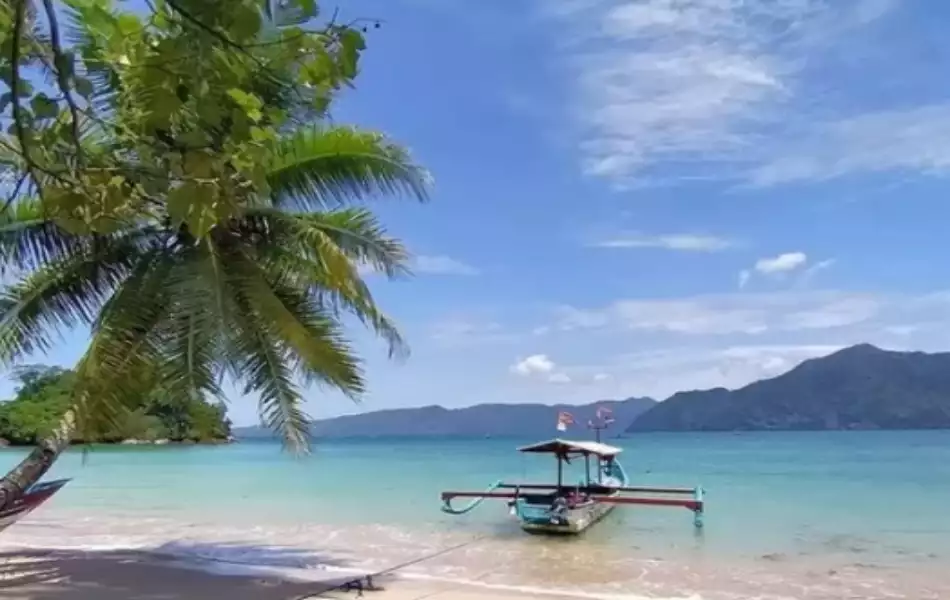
[0,545,387,600]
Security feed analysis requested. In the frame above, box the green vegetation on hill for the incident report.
[0,366,231,445]
[627,344,950,432]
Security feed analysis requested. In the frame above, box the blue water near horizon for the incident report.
[0,430,948,599]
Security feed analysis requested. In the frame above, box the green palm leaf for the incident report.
[223,277,315,453]
[238,207,408,356]
[0,234,148,364]
[245,207,411,277]
[226,246,365,394]
[153,247,228,404]
[266,126,431,210]
[69,250,176,438]
[0,199,91,274]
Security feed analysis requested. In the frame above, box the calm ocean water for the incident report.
[0,431,947,599]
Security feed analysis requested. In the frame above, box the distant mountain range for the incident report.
[236,397,656,439]
[628,344,950,431]
[234,344,950,439]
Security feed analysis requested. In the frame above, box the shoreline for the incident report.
[0,438,235,449]
[0,548,587,600]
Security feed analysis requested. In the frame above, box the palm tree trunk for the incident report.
[0,409,76,511]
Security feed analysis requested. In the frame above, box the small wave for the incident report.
[152,540,348,571]
[395,571,704,600]
[145,539,702,600]
[159,549,703,600]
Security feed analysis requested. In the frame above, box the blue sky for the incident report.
[8,0,950,425]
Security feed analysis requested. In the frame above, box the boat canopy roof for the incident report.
[517,439,622,458]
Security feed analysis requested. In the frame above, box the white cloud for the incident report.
[739,253,836,289]
[591,232,735,252]
[755,252,808,274]
[510,354,556,376]
[413,255,479,276]
[510,354,577,385]
[541,0,911,186]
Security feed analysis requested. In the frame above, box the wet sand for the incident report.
[0,549,574,600]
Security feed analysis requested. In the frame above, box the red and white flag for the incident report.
[556,411,574,432]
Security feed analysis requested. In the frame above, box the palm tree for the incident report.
[0,125,430,509]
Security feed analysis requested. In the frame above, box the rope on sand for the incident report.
[298,534,489,598]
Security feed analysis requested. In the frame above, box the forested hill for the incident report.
[627,344,950,431]
[236,397,656,438]
[0,365,232,445]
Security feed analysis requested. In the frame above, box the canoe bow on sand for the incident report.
[0,479,69,533]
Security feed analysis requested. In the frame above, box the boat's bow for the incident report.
[0,478,70,533]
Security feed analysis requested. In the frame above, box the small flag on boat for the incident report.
[556,411,574,432]
[596,406,615,424]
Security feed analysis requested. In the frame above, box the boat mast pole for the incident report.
[588,408,613,484]
[557,454,563,490]
[588,417,608,444]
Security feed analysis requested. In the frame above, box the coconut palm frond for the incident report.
[0,235,149,365]
[266,125,431,210]
[155,246,228,404]
[70,250,175,437]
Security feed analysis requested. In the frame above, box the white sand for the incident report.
[0,549,580,600]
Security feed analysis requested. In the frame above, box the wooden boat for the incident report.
[512,439,629,534]
[441,432,704,535]
[0,479,69,533]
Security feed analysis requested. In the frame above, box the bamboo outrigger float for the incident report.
[440,409,704,535]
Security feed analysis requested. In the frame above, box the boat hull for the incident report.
[518,498,617,535]
[0,479,69,534]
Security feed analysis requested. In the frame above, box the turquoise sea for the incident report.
[0,431,948,599]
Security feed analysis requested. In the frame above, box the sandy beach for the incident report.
[0,549,573,600]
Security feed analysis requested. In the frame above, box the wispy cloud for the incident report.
[591,232,735,252]
[555,343,849,399]
[429,316,517,346]
[797,258,836,287]
[542,0,911,186]
[412,255,480,276]
[749,104,950,186]
[544,290,910,336]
